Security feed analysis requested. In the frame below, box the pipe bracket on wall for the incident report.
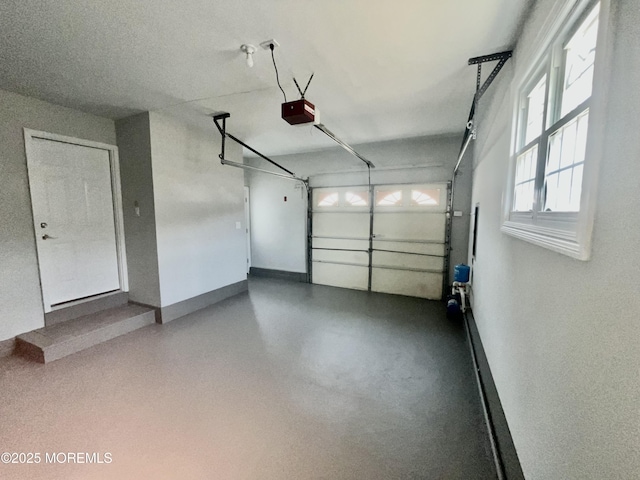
[211,112,308,186]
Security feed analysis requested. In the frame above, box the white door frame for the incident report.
[23,128,129,312]
[244,186,252,274]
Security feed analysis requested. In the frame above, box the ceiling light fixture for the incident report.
[240,44,256,68]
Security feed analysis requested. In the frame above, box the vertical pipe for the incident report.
[367,180,374,291]
[307,184,313,284]
[220,117,226,160]
[443,181,453,300]
[464,313,506,480]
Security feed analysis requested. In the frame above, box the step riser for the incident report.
[44,311,155,363]
[15,338,44,363]
[45,292,129,327]
[16,307,156,364]
[0,337,15,359]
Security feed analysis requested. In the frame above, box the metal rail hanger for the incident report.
[212,112,308,185]
[313,123,375,169]
[444,50,512,290]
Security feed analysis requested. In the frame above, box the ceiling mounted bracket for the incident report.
[211,112,307,185]
[443,49,513,293]
[457,49,513,163]
[469,50,513,101]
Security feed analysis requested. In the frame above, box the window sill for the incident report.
[501,220,590,260]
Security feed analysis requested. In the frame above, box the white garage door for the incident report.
[311,184,448,299]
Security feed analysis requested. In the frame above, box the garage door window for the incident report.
[376,190,402,206]
[411,189,440,206]
[345,191,368,207]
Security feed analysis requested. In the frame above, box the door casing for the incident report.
[23,128,129,313]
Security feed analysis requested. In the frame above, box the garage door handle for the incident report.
[42,234,57,240]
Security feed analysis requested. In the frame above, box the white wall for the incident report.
[247,134,471,276]
[470,0,640,478]
[149,111,247,307]
[115,113,162,307]
[0,89,116,341]
[247,172,308,273]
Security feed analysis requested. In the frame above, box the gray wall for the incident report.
[246,134,471,279]
[0,89,116,341]
[148,111,247,307]
[115,113,162,307]
[469,0,640,478]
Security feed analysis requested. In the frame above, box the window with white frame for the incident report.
[503,0,602,260]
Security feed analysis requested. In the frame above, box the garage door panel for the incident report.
[371,268,443,300]
[372,251,444,271]
[313,238,369,250]
[373,213,446,242]
[313,250,369,265]
[311,183,448,300]
[372,240,445,256]
[313,212,369,238]
[312,263,368,290]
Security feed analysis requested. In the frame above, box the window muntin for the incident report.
[544,110,589,212]
[524,75,548,146]
[513,145,538,212]
[560,3,600,117]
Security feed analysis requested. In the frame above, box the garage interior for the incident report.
[1,1,639,479]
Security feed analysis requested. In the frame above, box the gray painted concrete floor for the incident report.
[0,278,496,480]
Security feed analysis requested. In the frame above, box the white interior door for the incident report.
[311,183,447,299]
[27,137,121,310]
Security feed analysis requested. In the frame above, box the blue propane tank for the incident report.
[454,264,471,283]
[447,297,461,317]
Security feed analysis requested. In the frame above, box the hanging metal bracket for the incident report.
[457,50,513,164]
[212,112,308,184]
[469,50,513,101]
[443,50,512,295]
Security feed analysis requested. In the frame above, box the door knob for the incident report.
[40,222,48,228]
[42,234,57,240]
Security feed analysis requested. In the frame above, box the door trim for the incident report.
[23,128,129,313]
[244,186,251,274]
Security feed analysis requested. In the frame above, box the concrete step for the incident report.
[45,291,129,326]
[16,304,155,363]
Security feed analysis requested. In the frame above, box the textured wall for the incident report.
[0,89,115,341]
[469,0,640,478]
[149,111,247,307]
[115,113,162,307]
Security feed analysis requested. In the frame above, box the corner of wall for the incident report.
[115,112,162,307]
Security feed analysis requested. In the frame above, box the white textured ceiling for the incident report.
[0,0,528,156]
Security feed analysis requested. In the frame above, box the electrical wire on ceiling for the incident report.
[269,43,287,102]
